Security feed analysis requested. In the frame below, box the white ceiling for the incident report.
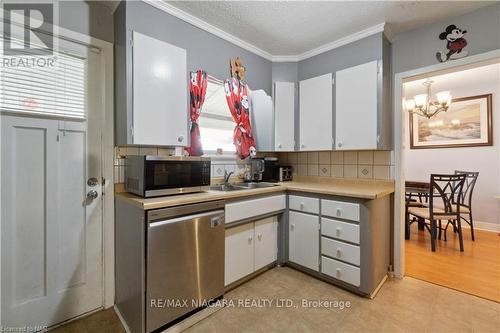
[166,1,493,57]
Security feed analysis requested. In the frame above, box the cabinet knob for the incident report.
[300,202,304,210]
[178,135,184,142]
[336,248,342,257]
[336,268,341,277]
[338,142,343,148]
[257,233,262,240]
[301,144,305,149]
[278,143,282,149]
[336,227,341,235]
[336,208,342,217]
[291,224,295,231]
[248,236,253,243]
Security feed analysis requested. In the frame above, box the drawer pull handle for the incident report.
[336,248,342,257]
[336,208,342,217]
[336,268,341,276]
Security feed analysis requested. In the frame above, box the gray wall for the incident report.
[59,1,114,43]
[298,33,384,81]
[124,1,272,94]
[392,2,500,74]
[272,62,298,83]
[115,0,273,144]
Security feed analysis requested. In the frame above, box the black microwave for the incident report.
[125,155,211,197]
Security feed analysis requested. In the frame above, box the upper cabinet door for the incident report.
[274,82,295,151]
[299,73,333,151]
[250,89,273,152]
[132,31,188,146]
[335,60,378,150]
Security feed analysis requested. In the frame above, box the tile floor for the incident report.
[52,267,500,333]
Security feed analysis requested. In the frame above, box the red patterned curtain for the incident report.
[185,70,207,156]
[224,77,257,159]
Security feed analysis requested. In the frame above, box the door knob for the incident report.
[87,190,98,200]
[87,177,99,187]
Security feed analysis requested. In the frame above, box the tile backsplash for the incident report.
[278,151,394,180]
[113,146,393,184]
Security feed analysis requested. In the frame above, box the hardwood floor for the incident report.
[405,223,500,302]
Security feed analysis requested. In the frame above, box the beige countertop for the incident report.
[116,177,394,211]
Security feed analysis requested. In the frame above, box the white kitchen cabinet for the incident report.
[250,89,274,151]
[274,82,295,151]
[225,194,286,224]
[299,73,333,151]
[132,31,188,146]
[288,211,319,271]
[335,60,379,150]
[254,216,278,271]
[225,223,255,286]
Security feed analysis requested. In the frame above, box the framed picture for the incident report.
[410,94,492,149]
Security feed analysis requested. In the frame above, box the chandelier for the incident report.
[405,79,452,118]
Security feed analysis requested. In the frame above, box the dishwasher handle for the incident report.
[148,209,225,228]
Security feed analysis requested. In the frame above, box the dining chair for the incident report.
[408,174,467,252]
[447,170,479,241]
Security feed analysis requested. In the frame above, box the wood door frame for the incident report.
[0,18,115,320]
[393,49,500,278]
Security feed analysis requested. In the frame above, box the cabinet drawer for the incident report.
[225,194,286,224]
[321,237,360,266]
[321,199,360,222]
[321,218,360,244]
[321,256,360,287]
[289,195,319,214]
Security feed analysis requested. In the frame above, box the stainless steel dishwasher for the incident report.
[146,200,225,332]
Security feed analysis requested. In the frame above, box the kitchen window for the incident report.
[199,78,235,153]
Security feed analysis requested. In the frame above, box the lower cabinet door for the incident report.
[289,211,319,271]
[225,223,255,286]
[254,216,278,271]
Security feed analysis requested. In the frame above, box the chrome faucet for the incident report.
[223,170,234,186]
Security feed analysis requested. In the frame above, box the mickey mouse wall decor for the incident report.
[436,24,468,63]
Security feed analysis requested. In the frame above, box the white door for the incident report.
[335,60,378,150]
[225,223,255,286]
[1,40,104,328]
[132,31,188,146]
[274,82,295,151]
[299,73,333,151]
[254,216,278,271]
[289,211,319,271]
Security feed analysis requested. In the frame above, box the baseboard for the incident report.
[461,220,500,232]
[114,305,132,333]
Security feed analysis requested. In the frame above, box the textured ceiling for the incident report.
[167,1,493,56]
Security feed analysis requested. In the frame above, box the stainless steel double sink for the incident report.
[210,182,279,192]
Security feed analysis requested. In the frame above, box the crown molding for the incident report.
[293,22,386,62]
[143,0,274,61]
[143,1,387,63]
